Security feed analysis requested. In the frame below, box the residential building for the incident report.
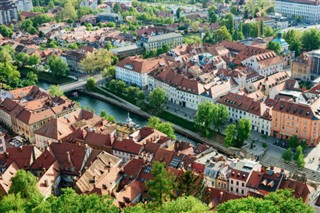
[271,99,320,146]
[96,12,123,23]
[61,46,95,73]
[0,0,18,24]
[115,56,168,88]
[228,169,249,196]
[217,92,273,135]
[110,44,144,58]
[309,49,320,77]
[0,131,6,154]
[241,51,284,76]
[140,32,183,52]
[15,0,33,11]
[275,0,320,24]
[75,151,121,193]
[0,86,77,143]
[112,139,144,163]
[292,52,311,81]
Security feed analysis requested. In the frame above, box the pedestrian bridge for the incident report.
[53,75,104,93]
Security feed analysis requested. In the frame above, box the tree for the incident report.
[220,13,235,35]
[149,88,167,110]
[194,102,214,137]
[113,3,122,13]
[48,0,55,10]
[9,170,42,201]
[15,52,29,68]
[28,54,41,66]
[282,148,292,163]
[260,19,264,37]
[105,41,112,50]
[224,124,236,147]
[211,26,232,43]
[0,49,12,63]
[217,189,314,213]
[295,145,305,169]
[148,117,176,139]
[147,161,176,206]
[176,170,204,197]
[20,19,37,34]
[176,7,182,19]
[288,135,299,149]
[61,0,77,21]
[264,26,273,37]
[81,49,113,73]
[49,85,63,97]
[48,54,69,78]
[212,104,228,132]
[24,71,38,86]
[267,41,281,54]
[235,118,251,147]
[0,24,13,38]
[160,196,208,213]
[302,28,320,51]
[115,80,126,94]
[50,188,118,213]
[0,62,20,88]
[86,77,96,92]
[102,66,115,79]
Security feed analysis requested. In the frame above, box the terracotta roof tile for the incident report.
[113,139,143,155]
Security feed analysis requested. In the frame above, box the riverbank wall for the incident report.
[82,90,235,156]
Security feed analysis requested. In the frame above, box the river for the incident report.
[37,81,198,146]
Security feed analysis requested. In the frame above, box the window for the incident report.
[236,181,239,186]
[230,187,233,191]
[242,183,244,187]
[231,180,233,184]
[242,189,244,194]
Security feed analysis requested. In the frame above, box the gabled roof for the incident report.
[0,146,35,169]
[30,149,56,171]
[280,179,312,203]
[49,143,87,175]
[112,139,143,155]
[0,162,19,195]
[34,118,74,140]
[84,132,114,147]
[153,148,175,166]
[76,151,121,193]
[116,56,168,74]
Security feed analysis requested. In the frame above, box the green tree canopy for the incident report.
[217,189,314,213]
[48,54,70,78]
[302,28,320,51]
[149,88,167,110]
[86,77,96,92]
[49,85,64,97]
[147,116,176,139]
[267,41,282,54]
[282,148,293,163]
[0,24,13,38]
[81,49,113,73]
[147,161,176,206]
[224,124,236,147]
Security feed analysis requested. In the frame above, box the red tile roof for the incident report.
[229,169,249,181]
[84,132,114,147]
[113,139,143,155]
[30,149,56,171]
[153,148,175,166]
[280,179,311,203]
[0,146,35,169]
[272,101,315,119]
[49,143,87,174]
[34,118,74,140]
[116,56,168,74]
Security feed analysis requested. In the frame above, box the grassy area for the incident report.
[20,68,75,85]
[158,110,195,131]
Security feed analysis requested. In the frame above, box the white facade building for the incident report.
[115,56,168,88]
[241,51,284,76]
[275,0,320,24]
[217,92,273,136]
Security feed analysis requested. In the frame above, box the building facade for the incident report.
[141,33,183,52]
[271,100,320,146]
[275,0,320,24]
[0,0,18,24]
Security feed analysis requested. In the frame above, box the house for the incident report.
[61,46,95,73]
[112,139,144,163]
[75,151,121,193]
[217,92,273,135]
[241,51,284,76]
[140,32,183,52]
[271,99,320,146]
[115,56,168,88]
[228,169,249,196]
